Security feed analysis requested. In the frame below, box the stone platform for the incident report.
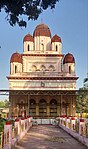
[14,125,87,149]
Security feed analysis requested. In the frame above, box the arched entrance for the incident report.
[39,99,47,117]
[29,99,36,116]
[50,99,57,117]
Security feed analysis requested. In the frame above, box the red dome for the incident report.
[33,23,51,37]
[51,34,62,43]
[63,53,75,64]
[23,34,34,42]
[10,52,22,63]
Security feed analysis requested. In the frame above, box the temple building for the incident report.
[7,23,78,118]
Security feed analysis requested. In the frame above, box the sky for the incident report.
[0,0,88,95]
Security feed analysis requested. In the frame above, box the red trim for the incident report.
[15,118,19,122]
[80,119,84,122]
[71,117,75,120]
[7,76,78,80]
[27,116,32,118]
[22,54,64,57]
[21,117,25,120]
[6,121,12,125]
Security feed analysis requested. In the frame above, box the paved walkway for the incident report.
[14,125,87,149]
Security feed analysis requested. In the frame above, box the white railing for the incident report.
[57,116,88,147]
[0,116,32,149]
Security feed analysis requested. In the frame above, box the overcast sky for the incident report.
[0,0,88,94]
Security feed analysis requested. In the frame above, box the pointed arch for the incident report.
[50,99,57,105]
[31,65,37,71]
[30,99,36,105]
[49,65,55,71]
[40,65,46,71]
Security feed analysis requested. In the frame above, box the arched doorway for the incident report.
[50,99,57,117]
[29,99,36,116]
[39,99,47,117]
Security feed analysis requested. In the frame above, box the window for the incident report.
[69,66,71,74]
[28,44,30,51]
[50,99,57,117]
[56,45,58,51]
[15,65,17,73]
[39,99,47,117]
[41,43,44,52]
[29,99,36,116]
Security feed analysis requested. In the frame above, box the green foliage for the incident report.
[0,0,59,27]
[76,90,88,113]
[4,100,9,108]
[0,117,6,132]
[0,101,5,108]
[0,100,9,108]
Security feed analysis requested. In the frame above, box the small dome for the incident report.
[51,34,62,43]
[23,34,34,42]
[63,53,75,64]
[10,52,22,63]
[33,23,51,37]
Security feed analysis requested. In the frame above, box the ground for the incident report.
[14,125,87,149]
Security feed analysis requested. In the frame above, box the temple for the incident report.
[7,23,78,118]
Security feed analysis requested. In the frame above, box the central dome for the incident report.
[33,23,51,37]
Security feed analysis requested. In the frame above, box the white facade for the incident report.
[7,23,78,91]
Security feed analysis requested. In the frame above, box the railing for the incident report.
[0,116,33,149]
[58,116,88,147]
[0,130,10,149]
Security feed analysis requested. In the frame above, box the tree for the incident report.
[4,100,9,108]
[76,89,88,117]
[0,0,59,27]
[0,101,5,108]
[0,100,9,108]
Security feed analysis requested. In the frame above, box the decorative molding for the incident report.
[22,54,64,57]
[7,76,79,80]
